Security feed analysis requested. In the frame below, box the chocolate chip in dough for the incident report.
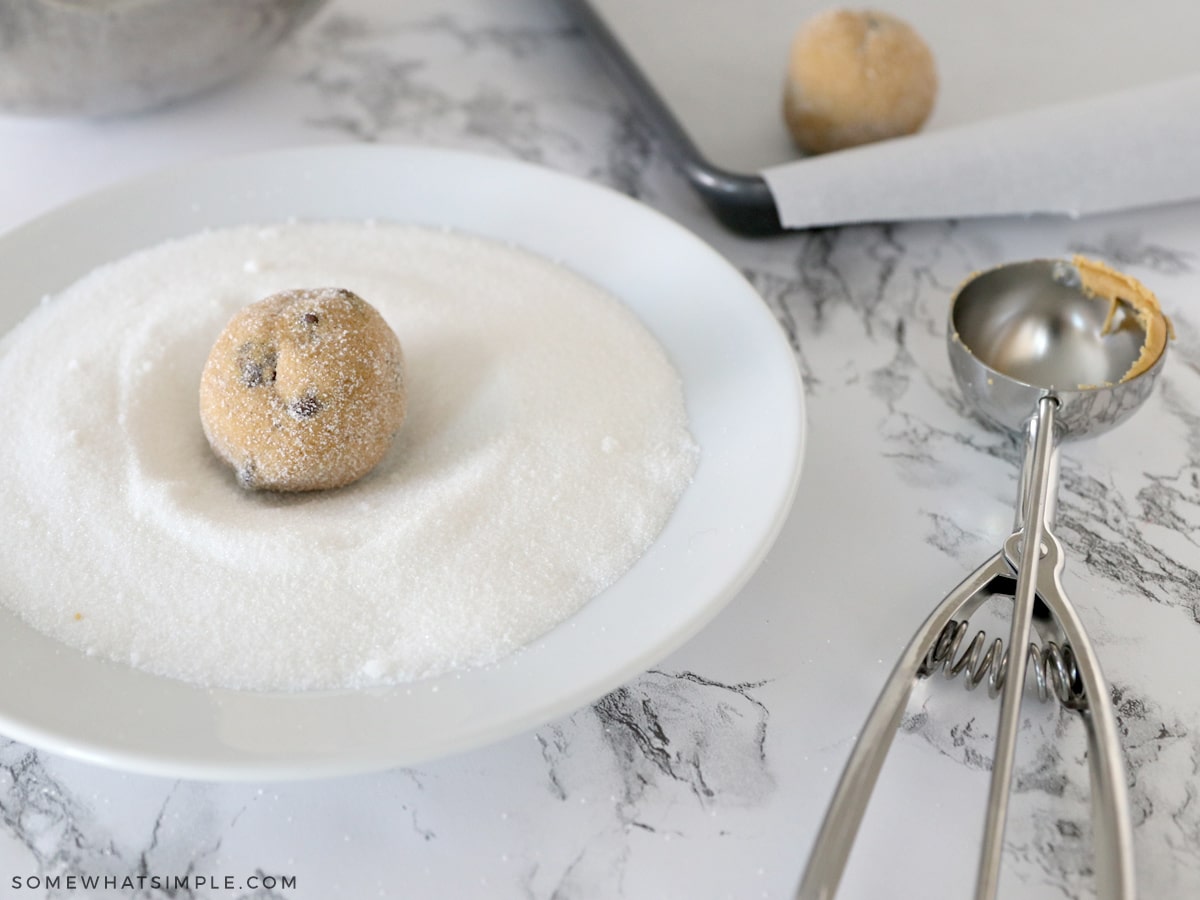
[289,393,323,420]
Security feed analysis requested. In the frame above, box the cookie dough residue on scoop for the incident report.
[1073,254,1173,383]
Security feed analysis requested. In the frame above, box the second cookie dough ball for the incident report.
[783,8,937,155]
[199,287,406,492]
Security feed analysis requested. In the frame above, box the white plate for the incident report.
[0,146,804,780]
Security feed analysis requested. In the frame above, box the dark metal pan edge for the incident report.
[561,0,785,236]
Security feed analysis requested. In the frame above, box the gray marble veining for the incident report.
[0,0,1197,898]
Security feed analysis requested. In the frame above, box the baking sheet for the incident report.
[587,0,1200,227]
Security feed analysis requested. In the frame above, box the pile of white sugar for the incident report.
[0,222,698,691]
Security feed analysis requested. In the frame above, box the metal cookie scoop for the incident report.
[797,258,1168,900]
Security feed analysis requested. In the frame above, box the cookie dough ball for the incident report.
[199,287,406,492]
[783,9,937,155]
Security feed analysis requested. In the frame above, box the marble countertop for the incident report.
[1,1,1197,898]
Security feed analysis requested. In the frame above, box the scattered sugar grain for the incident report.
[0,222,698,691]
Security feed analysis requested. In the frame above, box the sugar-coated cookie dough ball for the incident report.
[200,287,406,492]
[783,8,937,155]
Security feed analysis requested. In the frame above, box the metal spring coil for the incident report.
[919,618,1088,710]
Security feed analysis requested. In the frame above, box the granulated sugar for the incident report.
[0,222,698,691]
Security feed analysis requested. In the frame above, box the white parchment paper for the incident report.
[763,75,1200,229]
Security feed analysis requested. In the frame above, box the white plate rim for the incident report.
[0,145,805,780]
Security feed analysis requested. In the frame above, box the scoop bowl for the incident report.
[948,259,1167,439]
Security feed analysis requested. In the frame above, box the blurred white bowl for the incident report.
[0,0,328,116]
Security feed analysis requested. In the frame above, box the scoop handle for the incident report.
[974,396,1058,900]
[794,551,1011,900]
[1024,542,1137,900]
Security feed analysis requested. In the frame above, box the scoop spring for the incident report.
[919,618,1088,710]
